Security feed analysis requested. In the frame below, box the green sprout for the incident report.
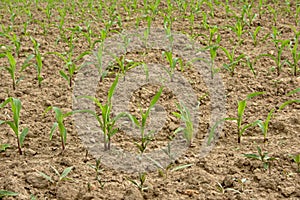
[0,51,34,90]
[45,106,78,151]
[172,102,194,147]
[287,30,300,76]
[127,172,148,192]
[243,146,277,173]
[208,92,264,144]
[38,166,73,185]
[128,87,163,154]
[48,49,90,87]
[162,51,182,82]
[220,45,245,77]
[30,36,43,87]
[78,75,127,151]
[0,97,29,155]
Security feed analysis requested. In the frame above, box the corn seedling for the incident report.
[163,15,174,51]
[241,1,257,26]
[45,106,78,151]
[0,51,34,90]
[0,97,29,155]
[256,108,275,143]
[215,181,242,194]
[289,154,300,172]
[128,87,163,154]
[148,144,193,178]
[30,36,43,87]
[78,76,127,151]
[88,157,106,188]
[208,92,264,144]
[127,172,148,192]
[48,49,90,87]
[226,18,246,45]
[220,45,245,76]
[172,102,194,147]
[162,51,182,82]
[243,146,277,173]
[109,55,142,81]
[38,166,73,185]
[248,26,261,47]
[0,190,18,198]
[257,39,290,76]
[2,32,21,57]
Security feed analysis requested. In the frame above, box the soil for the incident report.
[0,1,300,200]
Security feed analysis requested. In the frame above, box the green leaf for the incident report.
[107,75,119,103]
[0,143,10,151]
[50,122,58,140]
[20,127,29,147]
[60,166,73,181]
[243,153,260,160]
[171,164,193,172]
[0,190,18,198]
[279,100,300,110]
[246,91,264,100]
[59,70,69,81]
[287,88,300,96]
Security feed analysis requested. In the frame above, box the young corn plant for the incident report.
[38,166,73,185]
[257,94,300,143]
[45,106,78,151]
[226,18,246,45]
[78,76,127,151]
[128,87,163,154]
[109,55,142,81]
[0,97,29,155]
[287,30,300,76]
[127,173,148,192]
[30,36,43,87]
[148,143,193,178]
[172,102,194,147]
[257,38,290,76]
[243,146,277,173]
[162,51,182,82]
[220,46,245,76]
[0,51,34,90]
[208,92,264,144]
[48,49,90,87]
[3,32,21,57]
[88,157,105,188]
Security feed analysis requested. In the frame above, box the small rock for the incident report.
[123,188,143,200]
[223,175,234,188]
[169,122,178,131]
[280,186,295,197]
[25,172,48,189]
